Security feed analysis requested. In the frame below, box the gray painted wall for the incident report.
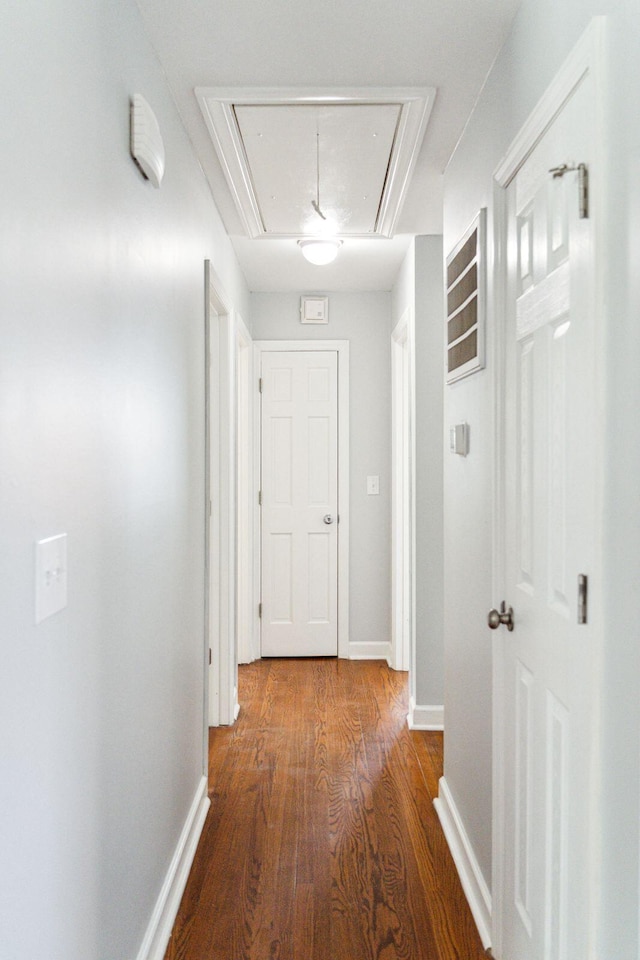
[442,1,640,952]
[251,292,392,651]
[0,1,248,957]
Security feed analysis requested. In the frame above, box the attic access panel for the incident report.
[195,87,436,239]
[234,103,400,235]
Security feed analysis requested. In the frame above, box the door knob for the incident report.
[323,514,334,524]
[488,601,514,632]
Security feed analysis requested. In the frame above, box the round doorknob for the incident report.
[323,514,334,524]
[487,601,514,632]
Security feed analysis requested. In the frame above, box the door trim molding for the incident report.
[391,308,416,674]
[495,17,605,187]
[490,17,605,957]
[236,313,256,666]
[205,261,238,727]
[253,339,350,659]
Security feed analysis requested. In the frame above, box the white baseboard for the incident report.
[408,700,444,730]
[434,776,492,950]
[136,776,210,960]
[348,640,392,661]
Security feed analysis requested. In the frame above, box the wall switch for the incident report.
[367,475,380,495]
[35,534,68,624]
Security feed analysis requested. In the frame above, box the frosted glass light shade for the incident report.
[298,238,342,265]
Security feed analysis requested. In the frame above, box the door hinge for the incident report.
[208,648,212,665]
[258,602,262,619]
[578,574,588,624]
[258,490,262,506]
[548,162,589,219]
[258,377,263,393]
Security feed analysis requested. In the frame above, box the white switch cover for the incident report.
[367,475,380,495]
[35,534,68,624]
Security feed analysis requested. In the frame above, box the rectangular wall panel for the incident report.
[545,693,569,960]
[549,322,568,613]
[307,533,330,623]
[518,208,534,296]
[270,417,292,505]
[271,367,292,402]
[270,533,293,623]
[307,366,330,402]
[518,340,534,592]
[548,174,569,269]
[308,417,330,505]
[515,660,534,937]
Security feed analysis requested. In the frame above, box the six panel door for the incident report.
[260,350,339,657]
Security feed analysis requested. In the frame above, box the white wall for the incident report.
[391,238,445,712]
[0,2,249,958]
[251,292,392,654]
[442,0,640,951]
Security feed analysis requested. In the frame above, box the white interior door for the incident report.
[498,68,599,960]
[260,350,339,657]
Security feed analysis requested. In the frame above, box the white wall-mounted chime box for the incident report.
[300,296,329,324]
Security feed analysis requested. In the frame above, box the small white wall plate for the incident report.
[35,534,68,624]
[449,423,469,456]
[130,94,165,188]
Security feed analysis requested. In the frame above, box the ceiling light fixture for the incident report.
[298,237,343,265]
[298,127,342,265]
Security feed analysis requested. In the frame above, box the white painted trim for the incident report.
[205,263,237,727]
[236,313,256,666]
[434,777,492,950]
[348,641,392,662]
[253,340,350,659]
[391,308,416,675]
[195,86,435,239]
[136,777,210,960]
[494,18,606,187]
[408,701,444,731]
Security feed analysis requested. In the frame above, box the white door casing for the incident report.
[205,261,239,727]
[391,308,415,676]
[493,20,604,960]
[254,340,349,659]
[236,314,255,665]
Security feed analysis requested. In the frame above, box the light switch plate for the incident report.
[35,534,68,624]
[367,475,380,495]
[449,423,469,456]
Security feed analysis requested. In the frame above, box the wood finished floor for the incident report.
[164,659,487,960]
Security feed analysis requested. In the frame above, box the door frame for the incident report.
[391,307,415,676]
[236,313,256,665]
[253,339,350,659]
[491,18,606,956]
[205,261,239,727]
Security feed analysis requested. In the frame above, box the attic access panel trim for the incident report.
[195,86,436,239]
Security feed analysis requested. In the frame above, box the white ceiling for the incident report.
[135,0,520,291]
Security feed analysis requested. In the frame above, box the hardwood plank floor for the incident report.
[164,659,487,960]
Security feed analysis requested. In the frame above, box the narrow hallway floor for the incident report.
[164,658,487,960]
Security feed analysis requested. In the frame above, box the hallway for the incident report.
[164,659,486,960]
